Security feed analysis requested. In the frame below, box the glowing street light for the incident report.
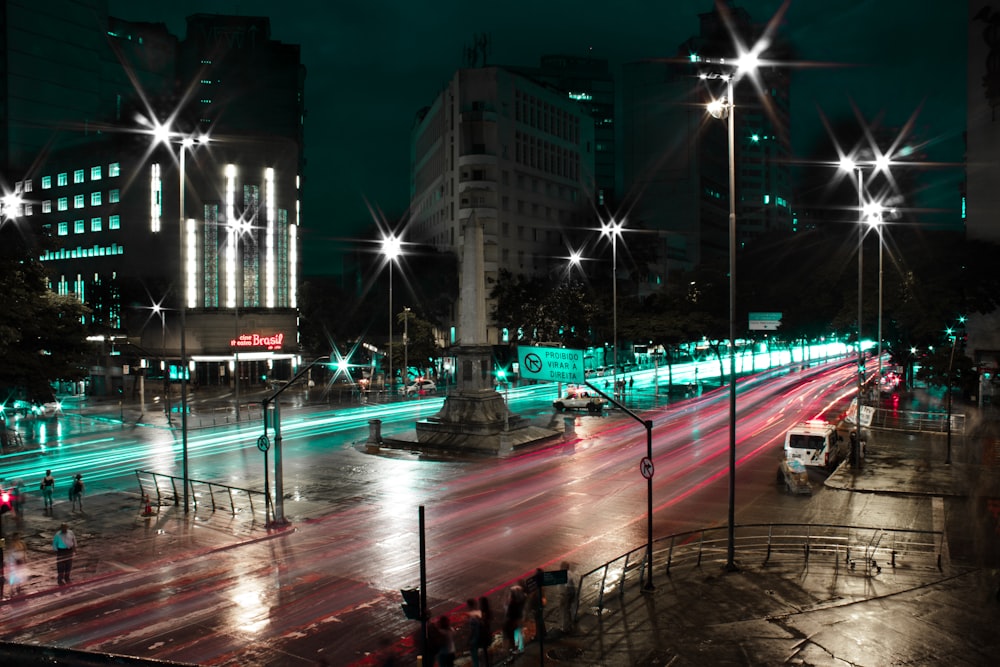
[839,154,891,462]
[152,122,209,513]
[701,49,758,571]
[600,218,623,394]
[382,233,402,395]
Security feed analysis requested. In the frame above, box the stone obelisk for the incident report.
[415,213,518,450]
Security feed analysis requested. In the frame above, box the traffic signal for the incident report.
[0,489,11,514]
[400,588,421,620]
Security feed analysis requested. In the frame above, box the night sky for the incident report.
[108,1,968,275]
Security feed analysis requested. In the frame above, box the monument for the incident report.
[414,214,557,453]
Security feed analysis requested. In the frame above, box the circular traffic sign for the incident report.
[257,435,271,452]
[640,457,654,480]
[523,353,543,373]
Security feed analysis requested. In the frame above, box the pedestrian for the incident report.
[40,469,55,513]
[69,473,84,511]
[477,596,493,667]
[435,615,456,667]
[557,560,577,635]
[4,532,28,596]
[53,522,77,585]
[502,581,527,655]
[466,598,485,667]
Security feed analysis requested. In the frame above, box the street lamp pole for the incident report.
[601,220,623,395]
[179,139,191,514]
[403,306,411,386]
[724,72,738,572]
[382,234,402,396]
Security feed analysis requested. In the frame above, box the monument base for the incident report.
[413,389,557,454]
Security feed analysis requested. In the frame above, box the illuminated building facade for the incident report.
[1,5,304,395]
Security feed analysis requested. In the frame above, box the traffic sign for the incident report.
[640,457,654,480]
[257,435,271,452]
[749,311,782,331]
[517,346,585,384]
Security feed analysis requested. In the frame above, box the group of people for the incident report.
[0,469,85,598]
[420,562,576,666]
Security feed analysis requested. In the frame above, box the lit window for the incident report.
[109,162,120,177]
[58,222,68,236]
[91,166,102,180]
[42,176,52,189]
[109,214,120,229]
[74,220,84,234]
[200,79,212,84]
[42,200,52,213]
[58,173,68,187]
[91,217,102,232]
[91,192,102,206]
[57,197,68,211]
[73,169,84,184]
[200,98,212,104]
[74,194,85,208]
[109,189,120,203]
[24,179,33,192]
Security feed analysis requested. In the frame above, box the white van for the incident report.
[782,419,844,470]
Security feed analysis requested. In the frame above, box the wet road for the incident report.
[1,359,941,665]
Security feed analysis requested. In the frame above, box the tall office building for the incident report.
[409,66,595,343]
[621,2,792,274]
[1,5,305,395]
[508,54,615,208]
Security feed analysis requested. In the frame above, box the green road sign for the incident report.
[518,346,585,384]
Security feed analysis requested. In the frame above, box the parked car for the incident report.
[404,379,437,396]
[553,388,605,414]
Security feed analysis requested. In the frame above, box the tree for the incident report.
[0,226,90,403]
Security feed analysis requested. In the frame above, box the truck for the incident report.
[781,419,845,471]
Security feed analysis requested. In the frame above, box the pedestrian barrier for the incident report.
[134,469,272,522]
[576,522,945,621]
[870,407,965,434]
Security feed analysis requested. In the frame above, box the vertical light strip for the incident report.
[225,164,237,308]
[186,218,197,308]
[265,167,275,308]
[289,221,298,309]
[150,163,161,232]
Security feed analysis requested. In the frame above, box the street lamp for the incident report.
[1,193,23,226]
[864,202,885,389]
[839,154,889,458]
[600,218,623,395]
[403,306,411,387]
[153,123,208,513]
[381,233,402,395]
[702,50,757,571]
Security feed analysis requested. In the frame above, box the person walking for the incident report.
[477,596,493,667]
[53,522,77,585]
[69,473,84,512]
[4,532,28,596]
[466,598,485,667]
[435,615,456,667]
[502,581,527,656]
[40,469,55,513]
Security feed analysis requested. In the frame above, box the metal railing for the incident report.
[575,522,945,621]
[870,407,965,434]
[135,469,271,522]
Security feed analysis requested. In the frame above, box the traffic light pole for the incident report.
[586,382,655,591]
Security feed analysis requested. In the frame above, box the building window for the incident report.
[58,222,68,236]
[42,200,52,213]
[91,166,102,181]
[23,179,33,192]
[91,217,102,232]
[91,192,102,206]
[74,194,85,209]
[109,162,120,177]
[109,188,120,203]
[57,197,68,211]
[109,214,120,230]
[58,173,68,187]
[42,176,52,189]
[74,220,84,234]
[73,169,84,184]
